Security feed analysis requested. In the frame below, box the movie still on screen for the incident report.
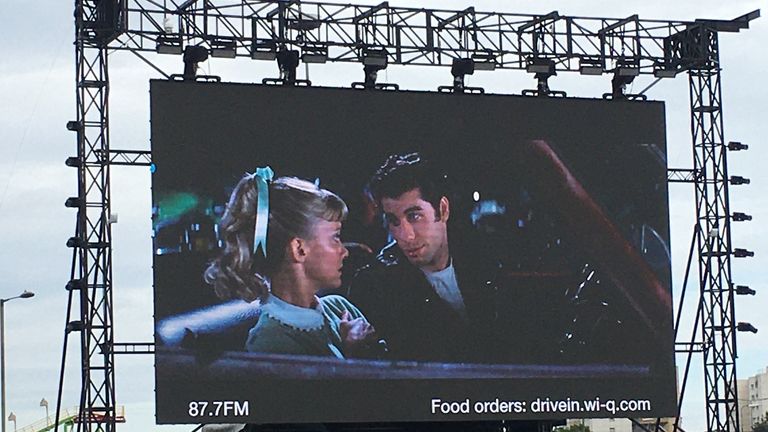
[150,80,676,424]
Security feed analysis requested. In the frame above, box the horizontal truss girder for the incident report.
[107,0,754,75]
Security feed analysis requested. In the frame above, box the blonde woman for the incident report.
[205,170,376,357]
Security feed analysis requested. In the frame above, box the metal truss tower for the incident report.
[57,2,758,431]
[688,29,739,432]
[56,0,127,431]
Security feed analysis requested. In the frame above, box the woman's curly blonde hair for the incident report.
[204,175,347,302]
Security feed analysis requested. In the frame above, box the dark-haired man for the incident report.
[348,153,499,363]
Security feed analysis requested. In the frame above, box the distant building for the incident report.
[738,366,768,432]
[565,417,677,432]
[567,418,631,432]
[739,379,751,432]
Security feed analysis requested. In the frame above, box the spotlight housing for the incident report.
[66,279,86,291]
[65,157,81,168]
[66,121,82,132]
[728,141,749,151]
[210,38,237,59]
[251,39,277,60]
[66,321,85,333]
[182,45,209,80]
[362,48,388,67]
[301,44,328,64]
[653,65,678,78]
[730,176,751,185]
[732,212,752,222]
[735,285,756,295]
[526,57,556,75]
[737,322,758,334]
[66,237,85,248]
[451,58,475,77]
[579,57,603,76]
[733,248,754,258]
[471,51,496,71]
[616,66,640,77]
[65,197,83,208]
[156,34,183,55]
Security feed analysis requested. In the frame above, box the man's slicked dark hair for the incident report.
[368,152,446,215]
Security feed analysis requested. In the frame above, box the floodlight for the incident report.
[653,67,678,78]
[526,58,556,75]
[451,58,475,77]
[65,197,83,208]
[732,212,752,222]
[275,49,300,83]
[277,49,300,69]
[287,10,322,31]
[362,48,388,67]
[301,45,328,64]
[210,38,236,59]
[182,46,209,80]
[156,35,183,55]
[616,66,639,77]
[66,121,82,132]
[730,176,750,185]
[65,157,81,168]
[473,61,495,71]
[728,141,748,151]
[301,53,327,64]
[66,237,85,248]
[579,58,603,76]
[251,39,277,60]
[441,58,481,93]
[66,321,85,333]
[735,285,756,295]
[733,248,754,258]
[610,62,639,99]
[471,51,496,71]
[523,57,563,97]
[66,279,86,291]
[355,49,390,89]
[737,322,758,333]
[183,46,209,63]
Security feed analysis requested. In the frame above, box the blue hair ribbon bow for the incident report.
[252,166,274,257]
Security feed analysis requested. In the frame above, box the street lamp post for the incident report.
[1,291,34,432]
[40,398,49,425]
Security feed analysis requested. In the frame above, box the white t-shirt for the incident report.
[422,260,468,321]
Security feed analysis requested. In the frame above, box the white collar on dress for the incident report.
[261,293,325,331]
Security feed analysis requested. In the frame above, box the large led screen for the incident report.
[151,80,676,425]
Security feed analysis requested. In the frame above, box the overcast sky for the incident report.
[1,0,766,431]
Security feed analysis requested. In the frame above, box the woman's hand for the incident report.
[339,310,377,355]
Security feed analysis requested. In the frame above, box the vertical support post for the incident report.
[1,301,5,432]
[688,28,739,432]
[72,0,117,430]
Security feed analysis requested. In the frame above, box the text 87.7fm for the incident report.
[188,401,249,418]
